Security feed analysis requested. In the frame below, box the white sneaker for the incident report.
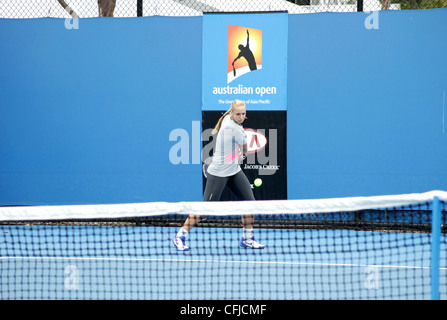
[172,236,189,251]
[239,237,265,249]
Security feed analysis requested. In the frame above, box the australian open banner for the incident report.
[202,12,288,200]
[202,12,288,111]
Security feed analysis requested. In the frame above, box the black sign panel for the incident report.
[202,110,287,200]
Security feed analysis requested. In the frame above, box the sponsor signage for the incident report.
[202,12,288,200]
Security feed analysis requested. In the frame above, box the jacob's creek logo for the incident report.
[212,25,277,103]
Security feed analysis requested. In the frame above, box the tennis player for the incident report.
[173,99,264,251]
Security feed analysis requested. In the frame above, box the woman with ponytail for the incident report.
[173,99,264,251]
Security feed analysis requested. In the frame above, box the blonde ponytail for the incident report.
[212,109,231,134]
[211,100,246,135]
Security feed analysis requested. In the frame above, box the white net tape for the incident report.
[1,190,446,221]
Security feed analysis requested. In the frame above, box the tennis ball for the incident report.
[254,178,262,187]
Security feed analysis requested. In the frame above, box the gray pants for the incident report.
[203,170,255,202]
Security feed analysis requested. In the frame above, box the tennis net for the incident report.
[1,191,446,300]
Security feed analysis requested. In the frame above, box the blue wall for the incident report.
[288,9,447,198]
[0,17,203,204]
[0,10,446,205]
